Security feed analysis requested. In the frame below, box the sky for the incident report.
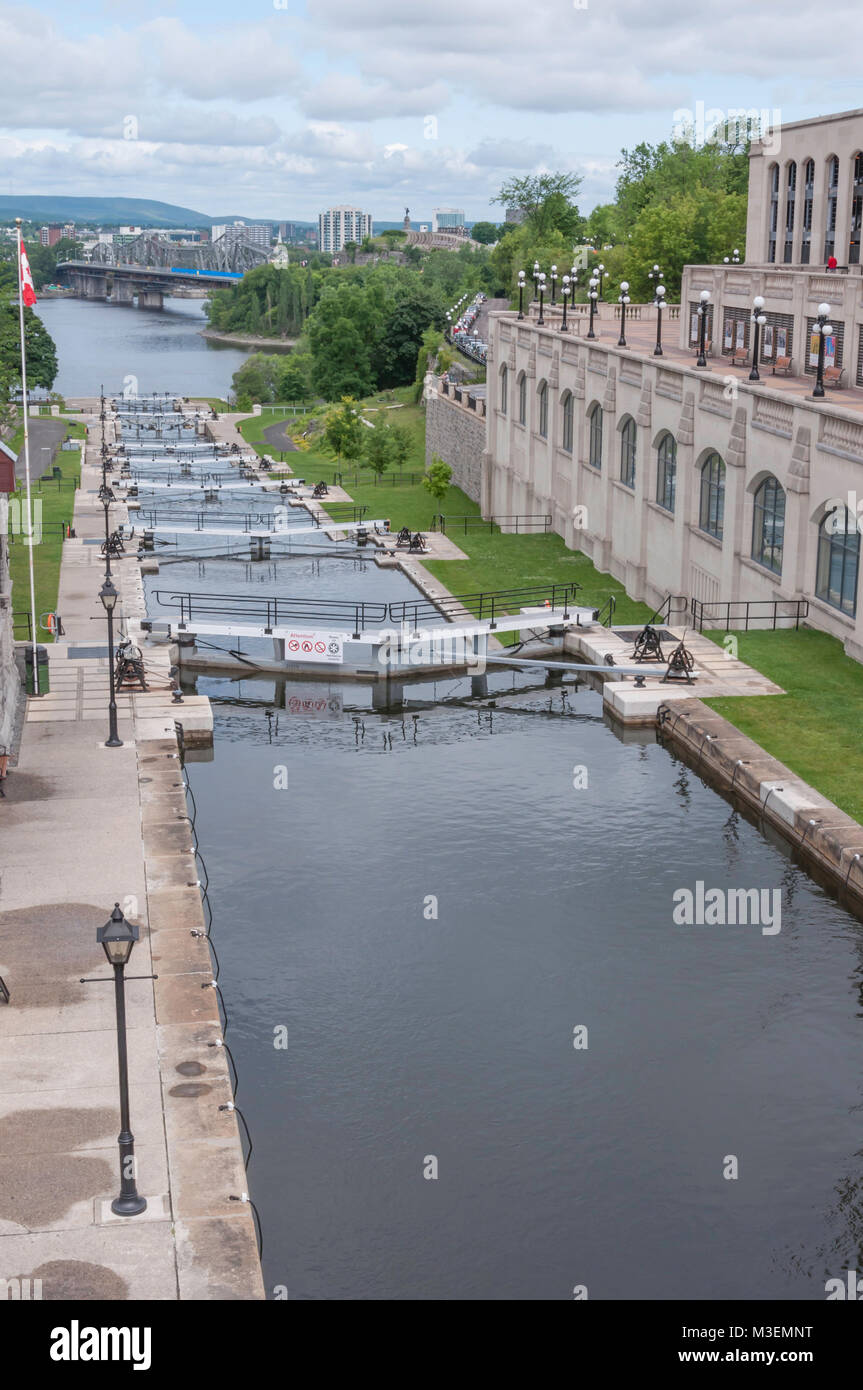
[2,0,863,223]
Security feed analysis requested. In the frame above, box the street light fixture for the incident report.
[550,265,558,304]
[537,271,547,326]
[617,281,631,347]
[97,904,147,1217]
[749,295,767,381]
[587,277,599,339]
[648,264,664,293]
[696,289,711,367]
[532,260,540,300]
[811,302,833,398]
[654,284,666,356]
[99,576,123,748]
[560,275,570,332]
[597,263,606,301]
[517,270,526,320]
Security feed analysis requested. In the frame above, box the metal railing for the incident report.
[431,513,552,535]
[690,597,809,631]
[136,503,368,531]
[331,471,425,488]
[153,581,583,636]
[12,610,32,640]
[595,594,617,627]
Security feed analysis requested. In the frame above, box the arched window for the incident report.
[588,404,602,470]
[561,391,573,453]
[801,158,815,264]
[768,163,780,262]
[517,371,527,426]
[850,152,863,264]
[784,161,796,262]
[751,476,786,574]
[538,381,548,438]
[500,365,508,416]
[656,433,677,512]
[817,506,860,616]
[619,417,636,488]
[824,155,840,262]
[699,453,725,539]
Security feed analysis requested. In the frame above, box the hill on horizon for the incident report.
[0,196,316,230]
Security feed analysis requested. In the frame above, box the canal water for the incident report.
[118,405,863,1301]
[35,297,248,399]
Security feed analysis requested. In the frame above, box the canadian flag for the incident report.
[19,245,37,306]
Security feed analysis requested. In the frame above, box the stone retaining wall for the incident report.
[425,391,487,504]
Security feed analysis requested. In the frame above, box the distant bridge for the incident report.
[56,259,250,308]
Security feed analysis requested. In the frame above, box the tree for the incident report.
[324,397,364,461]
[470,221,498,245]
[372,284,446,389]
[388,422,412,470]
[0,304,58,392]
[492,172,584,240]
[363,415,394,477]
[422,456,452,502]
[343,241,359,264]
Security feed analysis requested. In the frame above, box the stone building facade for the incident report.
[475,309,863,661]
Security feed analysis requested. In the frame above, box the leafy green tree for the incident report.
[276,354,312,402]
[373,285,446,389]
[324,397,364,461]
[422,456,452,502]
[491,172,584,239]
[388,422,412,469]
[363,415,394,477]
[343,241,359,264]
[470,221,499,245]
[0,304,58,391]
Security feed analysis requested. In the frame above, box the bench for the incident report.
[824,366,846,388]
[730,350,748,368]
[772,356,792,376]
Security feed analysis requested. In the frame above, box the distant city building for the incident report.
[39,225,62,247]
[318,206,373,254]
[211,221,271,251]
[433,208,466,233]
[62,223,76,241]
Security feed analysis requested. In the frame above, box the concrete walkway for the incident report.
[0,424,264,1300]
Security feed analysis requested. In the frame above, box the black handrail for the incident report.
[12,610,32,640]
[690,597,809,631]
[153,581,582,636]
[431,513,553,535]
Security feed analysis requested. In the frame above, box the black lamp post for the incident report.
[550,265,558,304]
[696,289,711,367]
[587,277,599,339]
[597,262,606,301]
[647,263,664,295]
[537,272,547,326]
[811,302,833,398]
[97,904,147,1216]
[617,281,631,347]
[560,277,570,332]
[532,260,540,301]
[517,270,526,320]
[99,576,123,748]
[654,283,666,355]
[749,295,767,381]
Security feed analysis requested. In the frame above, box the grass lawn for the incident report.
[8,424,81,644]
[703,628,863,823]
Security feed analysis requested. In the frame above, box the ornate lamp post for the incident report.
[597,262,606,300]
[617,281,631,347]
[560,275,570,332]
[647,264,664,295]
[537,271,547,326]
[97,904,147,1216]
[696,289,711,367]
[517,270,526,320]
[532,260,540,300]
[550,265,558,304]
[99,576,123,748]
[587,277,599,339]
[654,283,666,356]
[99,484,114,577]
[749,295,767,381]
[811,302,833,398]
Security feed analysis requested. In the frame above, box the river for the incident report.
[35,296,250,399]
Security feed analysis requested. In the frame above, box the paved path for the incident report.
[262,420,299,453]
[14,418,67,482]
[0,427,263,1301]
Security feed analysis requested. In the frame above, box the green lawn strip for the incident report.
[8,427,81,644]
[702,628,863,823]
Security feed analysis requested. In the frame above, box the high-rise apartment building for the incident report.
[318,206,373,254]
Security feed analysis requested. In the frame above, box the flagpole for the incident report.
[15,217,41,696]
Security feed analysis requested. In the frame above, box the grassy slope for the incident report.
[703,628,863,823]
[7,420,83,643]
